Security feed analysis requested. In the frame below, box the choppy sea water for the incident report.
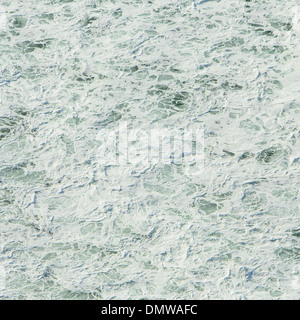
[0,0,300,300]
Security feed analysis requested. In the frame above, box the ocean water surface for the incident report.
[0,0,300,299]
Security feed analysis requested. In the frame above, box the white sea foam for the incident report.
[0,0,299,299]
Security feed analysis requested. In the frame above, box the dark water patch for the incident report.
[261,45,286,55]
[276,247,300,261]
[204,37,245,57]
[0,116,22,140]
[196,199,218,214]
[148,84,169,96]
[256,146,284,164]
[241,190,267,211]
[270,21,293,31]
[221,81,243,91]
[113,8,122,19]
[158,91,190,112]
[82,16,97,27]
[40,13,55,21]
[292,229,300,238]
[16,39,53,53]
[76,73,95,82]
[94,111,122,127]
[238,151,255,161]
[11,16,27,29]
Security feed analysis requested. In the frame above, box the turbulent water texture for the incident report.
[0,0,300,299]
